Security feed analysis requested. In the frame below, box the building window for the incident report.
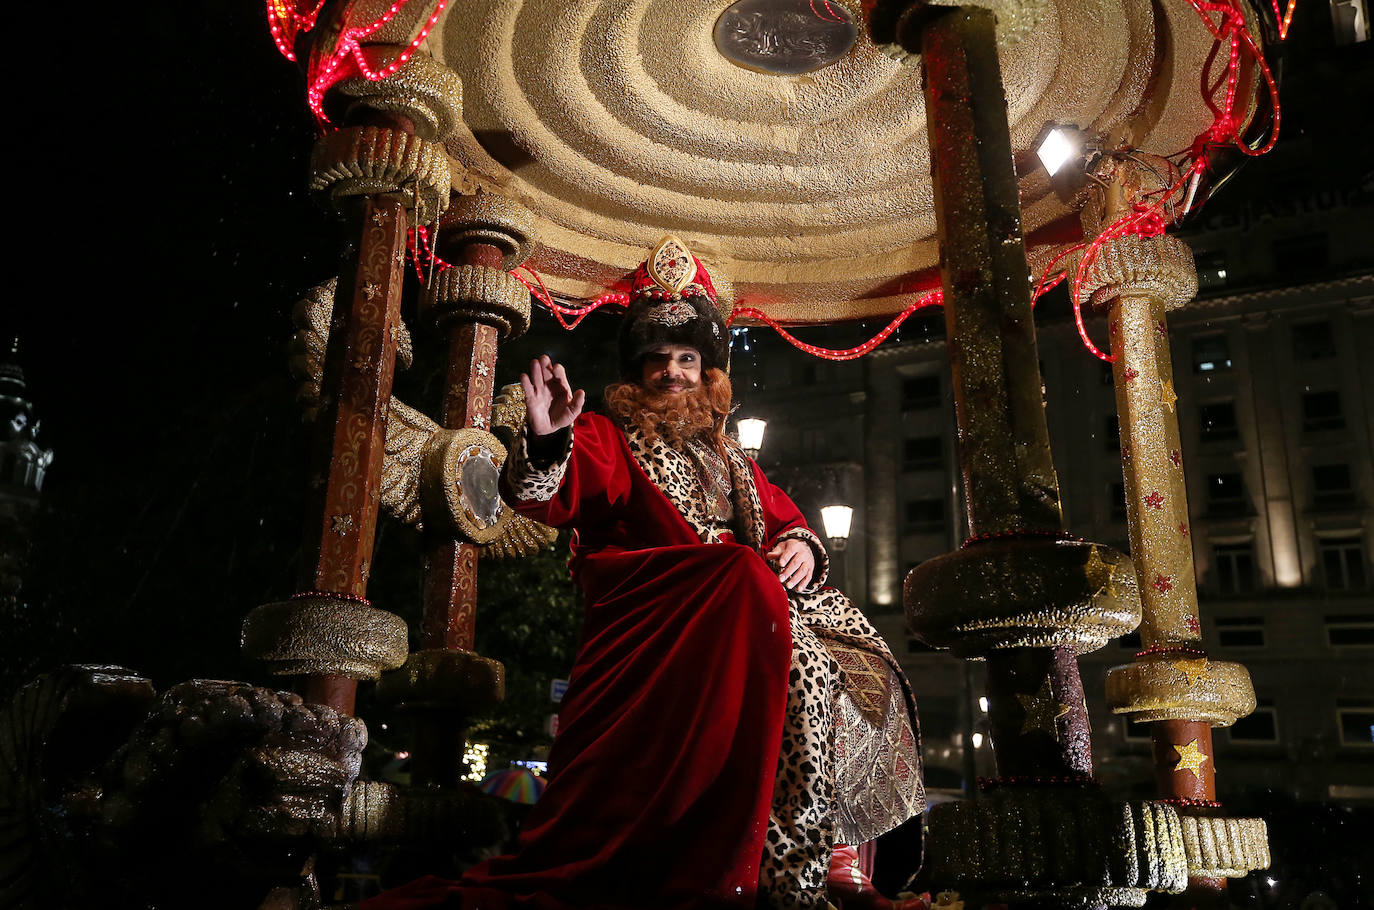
[1110,482,1127,521]
[1326,615,1374,647]
[1103,415,1120,451]
[903,436,943,471]
[1312,464,1355,507]
[903,376,940,410]
[1216,616,1265,647]
[1336,702,1374,747]
[1213,542,1256,594]
[1292,320,1337,361]
[904,498,944,532]
[1198,401,1239,442]
[1331,0,1371,43]
[1194,250,1228,290]
[1302,390,1345,432]
[1320,536,1368,590]
[1206,473,1248,516]
[1228,699,1279,743]
[1192,335,1232,373]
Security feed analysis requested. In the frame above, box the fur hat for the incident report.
[618,236,730,379]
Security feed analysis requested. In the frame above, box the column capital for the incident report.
[1077,233,1198,312]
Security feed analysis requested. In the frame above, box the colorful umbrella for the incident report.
[478,767,547,805]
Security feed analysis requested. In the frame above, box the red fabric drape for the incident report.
[364,415,806,909]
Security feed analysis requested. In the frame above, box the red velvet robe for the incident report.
[365,414,823,909]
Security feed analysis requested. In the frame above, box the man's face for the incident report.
[640,344,702,394]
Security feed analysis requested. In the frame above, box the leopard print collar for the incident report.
[622,425,766,550]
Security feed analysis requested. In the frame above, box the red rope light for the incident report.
[266,0,326,61]
[727,291,943,361]
[305,0,450,125]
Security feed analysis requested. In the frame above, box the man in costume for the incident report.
[367,238,923,909]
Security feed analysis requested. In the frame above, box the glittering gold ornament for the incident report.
[1104,654,1255,725]
[1179,815,1270,878]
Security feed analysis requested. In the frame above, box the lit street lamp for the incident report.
[737,417,767,460]
[820,504,853,552]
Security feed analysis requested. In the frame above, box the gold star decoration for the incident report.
[1172,657,1209,685]
[1016,676,1072,739]
[476,363,490,377]
[1161,379,1177,413]
[1173,738,1210,779]
[363,282,380,300]
[1084,545,1117,598]
[331,514,356,536]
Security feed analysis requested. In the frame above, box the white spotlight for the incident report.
[1037,127,1078,176]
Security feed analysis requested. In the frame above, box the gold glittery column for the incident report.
[1083,163,1268,904]
[1106,271,1200,646]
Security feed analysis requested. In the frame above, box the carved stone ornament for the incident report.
[308,125,451,223]
[713,0,859,76]
[421,262,532,340]
[329,49,464,144]
[905,538,1142,656]
[241,595,410,679]
[1075,234,1199,313]
[419,427,510,545]
[1179,814,1270,878]
[440,191,537,270]
[375,647,506,714]
[1104,655,1258,726]
[926,788,1188,906]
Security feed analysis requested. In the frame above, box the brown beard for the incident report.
[604,368,734,456]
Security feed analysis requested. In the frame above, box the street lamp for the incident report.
[737,417,767,460]
[820,504,853,552]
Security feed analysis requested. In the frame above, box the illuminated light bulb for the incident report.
[1037,127,1079,176]
[820,504,853,551]
[972,732,984,749]
[737,418,767,459]
[979,696,989,713]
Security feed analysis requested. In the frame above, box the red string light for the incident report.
[304,0,450,125]
[727,291,943,361]
[809,0,847,23]
[267,0,326,61]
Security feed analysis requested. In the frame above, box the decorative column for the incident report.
[242,52,461,715]
[375,191,534,788]
[870,4,1187,906]
[1081,164,1270,906]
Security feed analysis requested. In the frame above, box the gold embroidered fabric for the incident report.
[829,636,925,844]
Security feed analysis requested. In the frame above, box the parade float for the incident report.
[3,0,1291,905]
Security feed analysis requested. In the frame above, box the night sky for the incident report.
[2,0,1367,696]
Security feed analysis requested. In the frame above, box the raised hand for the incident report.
[521,354,586,437]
